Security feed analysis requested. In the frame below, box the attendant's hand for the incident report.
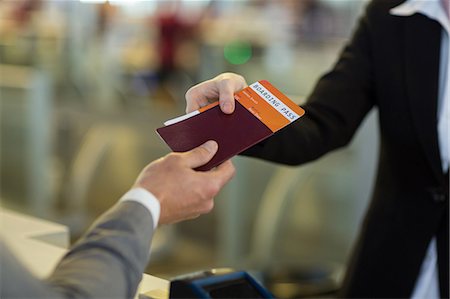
[185,73,247,114]
[133,141,235,225]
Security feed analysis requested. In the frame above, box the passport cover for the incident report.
[156,80,305,171]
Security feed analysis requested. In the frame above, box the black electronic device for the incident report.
[169,268,273,298]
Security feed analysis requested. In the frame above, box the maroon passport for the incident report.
[157,101,272,171]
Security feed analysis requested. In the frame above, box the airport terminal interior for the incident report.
[0,0,379,297]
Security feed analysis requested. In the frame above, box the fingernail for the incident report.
[203,140,218,153]
[222,102,233,114]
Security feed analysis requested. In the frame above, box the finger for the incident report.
[215,74,248,114]
[182,140,219,168]
[185,93,210,113]
[211,160,236,187]
[216,79,239,114]
[186,74,247,114]
[185,82,218,113]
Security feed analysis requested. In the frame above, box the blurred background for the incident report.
[0,0,379,297]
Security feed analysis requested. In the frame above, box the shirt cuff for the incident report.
[119,187,160,229]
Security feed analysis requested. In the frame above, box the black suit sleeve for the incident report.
[243,2,376,165]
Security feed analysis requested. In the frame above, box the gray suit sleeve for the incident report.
[1,201,154,299]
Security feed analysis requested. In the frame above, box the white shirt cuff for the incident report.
[119,187,160,229]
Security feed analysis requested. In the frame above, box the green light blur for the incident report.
[223,41,252,65]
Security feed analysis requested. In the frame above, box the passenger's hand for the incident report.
[185,72,247,114]
[133,141,235,225]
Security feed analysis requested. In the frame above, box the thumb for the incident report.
[216,73,247,114]
[183,140,218,168]
[219,92,236,114]
[217,81,237,114]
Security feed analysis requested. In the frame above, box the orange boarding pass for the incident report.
[235,80,305,132]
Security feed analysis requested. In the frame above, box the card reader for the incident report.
[169,268,273,298]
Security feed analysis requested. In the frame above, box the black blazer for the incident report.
[244,0,449,297]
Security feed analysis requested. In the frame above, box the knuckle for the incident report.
[205,181,220,197]
[200,200,214,214]
[221,72,245,84]
[216,73,226,80]
[220,78,232,87]
[212,182,221,194]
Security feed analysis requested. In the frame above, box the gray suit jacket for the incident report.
[0,201,155,299]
